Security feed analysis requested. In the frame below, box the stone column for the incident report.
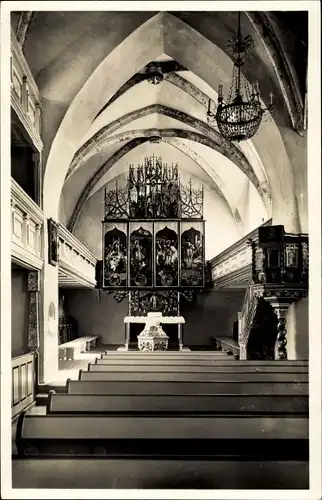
[32,152,42,207]
[35,103,41,136]
[125,323,130,351]
[39,220,59,383]
[274,306,288,360]
[27,271,40,352]
[178,323,183,351]
[16,12,34,50]
[22,76,28,111]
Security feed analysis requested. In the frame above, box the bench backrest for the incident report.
[47,392,308,415]
[18,413,308,440]
[79,370,308,382]
[99,356,308,365]
[67,379,309,395]
[88,363,308,373]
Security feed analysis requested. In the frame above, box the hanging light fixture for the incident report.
[207,12,273,142]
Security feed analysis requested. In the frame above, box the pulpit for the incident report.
[123,312,185,351]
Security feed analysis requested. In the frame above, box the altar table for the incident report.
[121,312,186,351]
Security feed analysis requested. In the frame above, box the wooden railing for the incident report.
[208,220,272,288]
[12,352,36,419]
[58,224,97,288]
[11,28,43,152]
[11,178,44,270]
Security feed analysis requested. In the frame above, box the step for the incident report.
[47,392,308,415]
[11,458,309,489]
[79,370,308,382]
[67,379,308,395]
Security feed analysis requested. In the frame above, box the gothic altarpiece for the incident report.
[102,155,205,349]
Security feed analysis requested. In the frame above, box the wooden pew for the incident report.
[88,362,308,373]
[97,357,309,367]
[16,412,308,459]
[101,353,235,360]
[104,350,233,355]
[59,335,100,361]
[67,379,309,396]
[47,392,308,415]
[79,369,308,382]
[100,353,308,363]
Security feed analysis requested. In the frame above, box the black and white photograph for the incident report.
[0,1,321,499]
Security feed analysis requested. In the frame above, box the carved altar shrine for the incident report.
[100,154,205,351]
[124,312,185,351]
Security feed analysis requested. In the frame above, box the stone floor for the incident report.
[11,458,309,489]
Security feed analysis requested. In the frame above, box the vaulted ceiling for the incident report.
[12,9,308,256]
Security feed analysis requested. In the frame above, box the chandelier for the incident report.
[207,12,273,142]
[146,62,164,85]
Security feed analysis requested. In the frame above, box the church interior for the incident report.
[3,6,316,493]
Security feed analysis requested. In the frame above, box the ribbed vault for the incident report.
[17,9,306,242]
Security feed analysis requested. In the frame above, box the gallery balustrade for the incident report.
[11,178,44,270]
[58,224,97,288]
[11,28,43,152]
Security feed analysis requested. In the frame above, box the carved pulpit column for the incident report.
[239,341,247,360]
[27,271,40,352]
[273,305,288,360]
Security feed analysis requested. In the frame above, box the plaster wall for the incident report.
[63,288,245,347]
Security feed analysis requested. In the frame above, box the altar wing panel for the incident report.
[154,221,179,287]
[180,221,205,288]
[129,222,153,288]
[103,222,128,288]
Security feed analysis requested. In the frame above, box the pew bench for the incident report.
[103,351,233,359]
[96,358,308,368]
[88,362,309,373]
[58,336,100,361]
[16,412,309,460]
[79,369,308,383]
[67,379,309,396]
[47,392,308,415]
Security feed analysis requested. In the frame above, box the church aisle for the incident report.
[12,458,309,489]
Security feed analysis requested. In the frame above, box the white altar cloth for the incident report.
[124,313,185,351]
[124,314,185,325]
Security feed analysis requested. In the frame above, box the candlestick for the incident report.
[208,98,211,114]
[218,84,223,98]
[269,92,273,105]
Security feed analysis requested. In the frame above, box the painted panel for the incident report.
[129,222,153,287]
[154,221,179,287]
[180,221,204,287]
[103,222,127,287]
